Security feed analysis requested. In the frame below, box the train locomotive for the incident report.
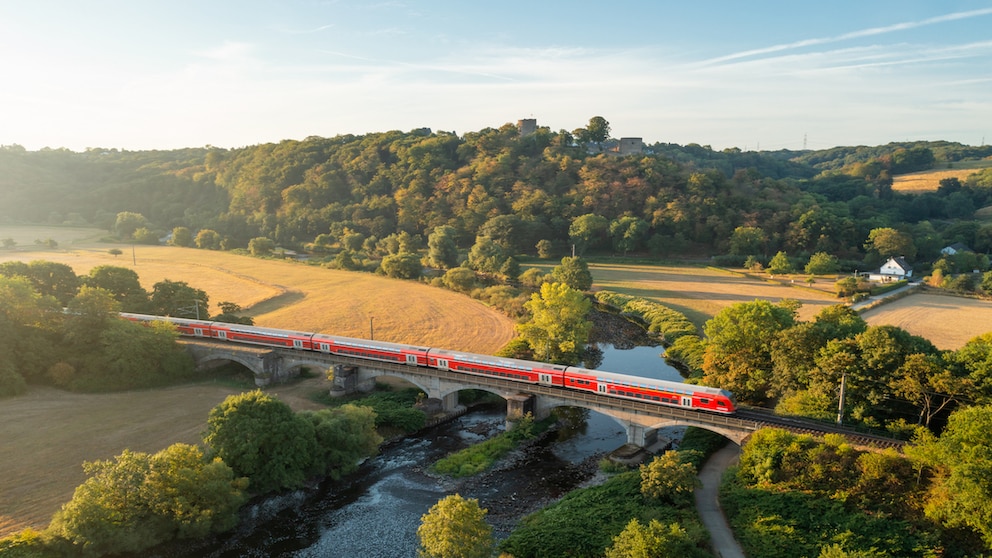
[121,313,737,414]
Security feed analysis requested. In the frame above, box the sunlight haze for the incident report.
[1,1,990,151]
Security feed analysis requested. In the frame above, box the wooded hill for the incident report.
[2,123,991,268]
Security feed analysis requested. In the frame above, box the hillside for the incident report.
[2,131,991,270]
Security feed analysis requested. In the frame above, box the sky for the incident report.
[1,1,990,152]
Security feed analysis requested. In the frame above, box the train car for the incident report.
[120,313,215,338]
[563,367,737,414]
[207,323,316,350]
[311,333,430,366]
[426,348,566,386]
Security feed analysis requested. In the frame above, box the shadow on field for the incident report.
[245,289,306,315]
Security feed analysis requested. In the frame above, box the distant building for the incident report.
[615,137,644,155]
[517,119,537,136]
[941,242,973,256]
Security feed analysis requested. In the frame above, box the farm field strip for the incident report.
[589,263,842,325]
[860,293,992,350]
[891,161,992,194]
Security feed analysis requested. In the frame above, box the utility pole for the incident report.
[836,373,847,425]
[369,316,374,340]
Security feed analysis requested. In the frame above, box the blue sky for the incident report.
[1,1,990,152]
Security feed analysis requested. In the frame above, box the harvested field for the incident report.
[860,292,992,350]
[891,161,992,194]
[0,238,515,353]
[589,263,842,326]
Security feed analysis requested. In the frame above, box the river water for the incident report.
[165,344,682,557]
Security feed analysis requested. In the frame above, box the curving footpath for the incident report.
[694,443,747,558]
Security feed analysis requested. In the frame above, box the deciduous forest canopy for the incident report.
[2,121,991,268]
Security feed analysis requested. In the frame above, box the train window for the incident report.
[717,401,727,406]
[700,398,710,405]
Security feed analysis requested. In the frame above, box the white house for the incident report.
[940,242,973,256]
[868,256,913,282]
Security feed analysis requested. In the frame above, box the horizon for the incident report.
[1,1,990,153]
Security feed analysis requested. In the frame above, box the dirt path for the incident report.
[695,444,746,558]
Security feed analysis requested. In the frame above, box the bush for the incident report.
[0,361,27,397]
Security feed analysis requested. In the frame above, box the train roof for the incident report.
[568,366,733,397]
[427,347,569,371]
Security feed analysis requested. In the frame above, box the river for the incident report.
[159,344,682,557]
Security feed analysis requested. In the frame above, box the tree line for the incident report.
[3,122,992,277]
[0,260,257,395]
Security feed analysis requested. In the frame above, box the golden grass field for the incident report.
[860,292,992,350]
[2,226,992,537]
[891,160,992,194]
[589,263,843,325]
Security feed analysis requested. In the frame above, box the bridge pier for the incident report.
[625,423,660,447]
[442,392,459,412]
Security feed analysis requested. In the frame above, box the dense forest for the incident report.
[2,119,992,274]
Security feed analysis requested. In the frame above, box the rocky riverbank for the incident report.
[587,307,657,349]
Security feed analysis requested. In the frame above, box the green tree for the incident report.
[890,353,972,427]
[702,300,796,404]
[47,444,247,556]
[551,256,593,291]
[574,115,612,148]
[906,405,992,547]
[63,286,121,348]
[568,214,609,255]
[427,225,460,269]
[639,451,699,505]
[536,239,554,259]
[380,253,423,279]
[442,267,477,293]
[865,227,916,260]
[113,211,148,239]
[466,235,506,275]
[952,332,992,402]
[519,267,547,289]
[516,282,592,365]
[0,275,61,383]
[203,390,318,494]
[333,249,362,271]
[610,215,649,256]
[194,228,222,249]
[805,252,839,275]
[1,260,80,306]
[248,236,275,257]
[767,251,793,274]
[417,494,494,558]
[170,226,193,247]
[149,279,208,318]
[85,265,148,311]
[605,519,699,558]
[301,404,382,480]
[729,226,767,256]
[130,226,159,245]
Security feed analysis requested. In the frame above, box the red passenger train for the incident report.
[121,313,737,415]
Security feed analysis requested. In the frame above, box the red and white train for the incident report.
[122,313,737,415]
